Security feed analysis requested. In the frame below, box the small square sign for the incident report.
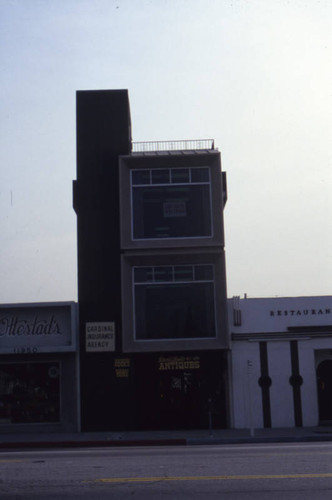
[85,322,115,352]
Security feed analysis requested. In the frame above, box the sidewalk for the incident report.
[1,426,332,450]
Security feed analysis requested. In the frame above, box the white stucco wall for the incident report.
[300,341,319,426]
[231,341,263,429]
[229,296,332,429]
[268,341,294,427]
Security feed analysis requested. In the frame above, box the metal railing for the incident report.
[132,139,215,153]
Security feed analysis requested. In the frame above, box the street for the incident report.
[0,441,331,499]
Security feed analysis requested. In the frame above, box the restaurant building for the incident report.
[229,295,332,429]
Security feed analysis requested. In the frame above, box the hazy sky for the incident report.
[1,0,331,304]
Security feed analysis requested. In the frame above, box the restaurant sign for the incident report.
[232,296,332,334]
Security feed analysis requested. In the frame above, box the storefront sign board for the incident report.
[0,302,76,354]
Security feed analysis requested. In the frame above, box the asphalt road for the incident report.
[0,441,331,499]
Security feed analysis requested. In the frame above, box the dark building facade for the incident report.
[73,90,230,431]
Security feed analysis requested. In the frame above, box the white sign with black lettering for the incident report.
[85,322,115,352]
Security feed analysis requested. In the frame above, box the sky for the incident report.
[0,0,331,304]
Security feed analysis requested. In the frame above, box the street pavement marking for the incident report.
[0,459,23,463]
[95,473,332,483]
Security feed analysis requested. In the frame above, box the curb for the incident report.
[1,434,332,450]
[187,435,332,446]
[0,438,187,450]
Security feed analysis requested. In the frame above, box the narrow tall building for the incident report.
[73,90,230,431]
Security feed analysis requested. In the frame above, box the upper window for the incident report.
[133,264,216,341]
[131,167,212,240]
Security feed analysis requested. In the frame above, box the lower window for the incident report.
[133,265,216,340]
[0,362,60,424]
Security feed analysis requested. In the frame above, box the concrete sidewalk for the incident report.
[1,426,332,449]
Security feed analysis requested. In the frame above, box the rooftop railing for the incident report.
[132,139,215,153]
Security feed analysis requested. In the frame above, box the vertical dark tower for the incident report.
[73,90,131,430]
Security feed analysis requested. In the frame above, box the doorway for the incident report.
[317,360,332,422]
[134,351,228,430]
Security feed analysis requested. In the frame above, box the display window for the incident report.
[0,362,60,424]
[131,167,212,240]
[133,264,216,340]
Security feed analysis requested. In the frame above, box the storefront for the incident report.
[133,351,229,430]
[229,295,332,429]
[0,302,79,433]
[80,349,229,432]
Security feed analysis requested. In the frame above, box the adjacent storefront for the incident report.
[230,295,332,429]
[0,302,79,433]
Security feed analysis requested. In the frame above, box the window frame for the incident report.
[130,167,213,241]
[121,251,229,353]
[119,151,225,251]
[132,264,217,342]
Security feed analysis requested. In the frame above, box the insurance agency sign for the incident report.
[0,302,76,354]
[85,322,115,352]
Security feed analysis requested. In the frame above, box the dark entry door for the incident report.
[134,351,227,430]
[157,370,204,429]
[317,360,332,422]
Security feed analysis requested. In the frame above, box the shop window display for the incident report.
[0,362,60,424]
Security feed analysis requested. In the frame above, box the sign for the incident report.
[163,201,186,218]
[85,322,115,352]
[158,356,200,371]
[114,358,130,378]
[231,296,332,334]
[0,303,76,354]
[247,359,253,373]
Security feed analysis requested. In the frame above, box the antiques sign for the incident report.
[158,356,200,371]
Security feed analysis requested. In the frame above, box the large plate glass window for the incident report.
[131,167,212,240]
[133,264,216,340]
[0,362,60,424]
